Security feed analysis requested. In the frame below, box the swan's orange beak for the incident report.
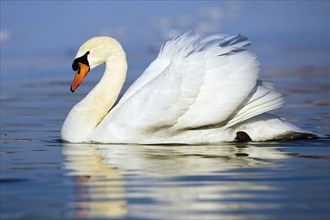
[70,62,90,93]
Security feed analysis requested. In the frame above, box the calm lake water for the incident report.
[1,53,330,220]
[1,2,330,218]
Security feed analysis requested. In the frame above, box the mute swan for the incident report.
[61,32,318,144]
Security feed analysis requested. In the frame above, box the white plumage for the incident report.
[61,32,317,144]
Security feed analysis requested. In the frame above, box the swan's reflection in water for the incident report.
[63,146,126,218]
[62,143,288,219]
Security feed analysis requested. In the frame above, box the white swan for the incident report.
[61,32,318,144]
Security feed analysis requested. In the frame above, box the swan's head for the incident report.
[70,36,122,92]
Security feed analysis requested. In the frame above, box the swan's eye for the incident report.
[72,51,90,71]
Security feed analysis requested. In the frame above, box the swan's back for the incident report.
[91,32,283,143]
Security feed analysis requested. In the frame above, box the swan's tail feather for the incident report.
[225,81,284,128]
[232,113,321,141]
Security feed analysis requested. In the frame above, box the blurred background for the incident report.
[1,1,329,82]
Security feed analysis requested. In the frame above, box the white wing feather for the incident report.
[94,32,283,139]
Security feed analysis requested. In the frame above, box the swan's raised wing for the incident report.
[93,33,282,140]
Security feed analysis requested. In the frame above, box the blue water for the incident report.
[1,2,330,220]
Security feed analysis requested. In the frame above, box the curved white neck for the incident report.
[61,44,127,142]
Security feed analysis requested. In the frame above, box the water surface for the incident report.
[1,70,329,219]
